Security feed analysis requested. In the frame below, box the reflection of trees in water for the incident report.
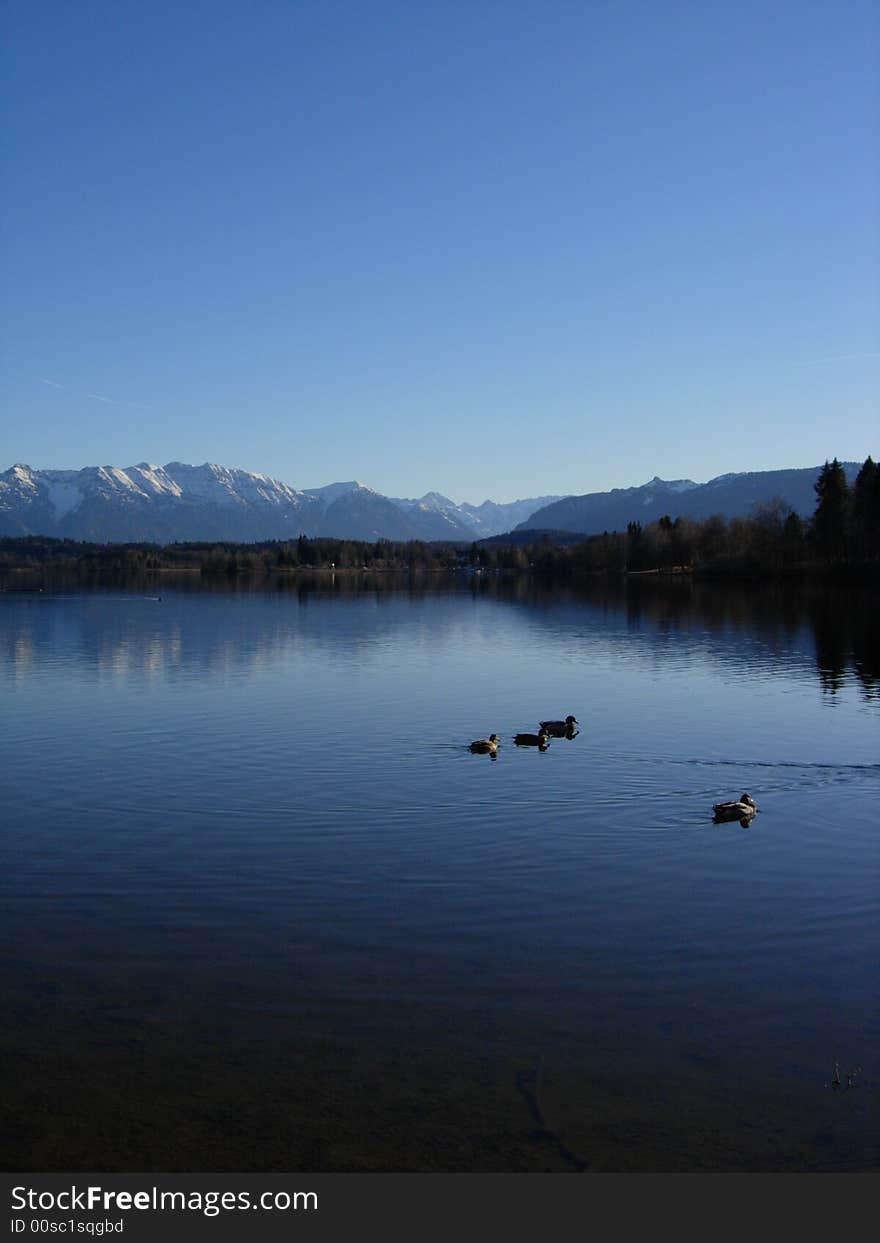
[810,593,849,695]
[802,586,880,699]
[2,574,878,701]
[851,608,880,700]
[474,574,880,702]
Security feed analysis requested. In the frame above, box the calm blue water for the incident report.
[2,576,877,1170]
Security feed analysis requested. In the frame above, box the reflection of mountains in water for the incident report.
[1,576,878,700]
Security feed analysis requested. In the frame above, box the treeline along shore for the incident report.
[1,457,877,584]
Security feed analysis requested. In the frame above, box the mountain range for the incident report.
[0,462,561,543]
[0,460,860,545]
[516,464,863,535]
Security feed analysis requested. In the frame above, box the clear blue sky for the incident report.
[2,0,876,502]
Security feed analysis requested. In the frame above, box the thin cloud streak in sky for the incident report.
[38,375,151,411]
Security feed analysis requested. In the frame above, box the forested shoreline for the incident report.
[2,457,877,583]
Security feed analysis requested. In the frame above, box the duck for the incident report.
[469,734,500,755]
[539,715,579,736]
[712,793,758,822]
[514,729,551,748]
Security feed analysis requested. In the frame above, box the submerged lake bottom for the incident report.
[2,574,878,1171]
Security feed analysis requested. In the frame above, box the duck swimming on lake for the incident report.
[712,793,758,823]
[469,734,500,755]
[514,729,551,749]
[539,715,579,737]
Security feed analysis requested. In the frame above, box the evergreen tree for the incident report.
[626,521,643,570]
[782,511,806,566]
[297,534,318,566]
[812,459,850,564]
[853,455,879,562]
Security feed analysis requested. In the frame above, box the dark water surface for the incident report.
[2,575,878,1170]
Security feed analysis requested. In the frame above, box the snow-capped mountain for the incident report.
[0,462,325,542]
[0,462,559,543]
[390,491,567,539]
[301,481,366,506]
[4,459,855,545]
[389,491,485,540]
[458,494,567,536]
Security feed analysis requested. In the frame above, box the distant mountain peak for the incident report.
[303,480,371,505]
[642,476,697,491]
[516,464,863,536]
[705,471,744,486]
[418,490,456,506]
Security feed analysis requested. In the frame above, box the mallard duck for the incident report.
[469,734,500,754]
[712,793,758,822]
[539,715,579,736]
[514,729,550,748]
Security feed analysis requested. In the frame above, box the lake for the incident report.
[1,573,877,1171]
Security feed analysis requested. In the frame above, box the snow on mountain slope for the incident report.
[0,462,320,540]
[3,460,853,545]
